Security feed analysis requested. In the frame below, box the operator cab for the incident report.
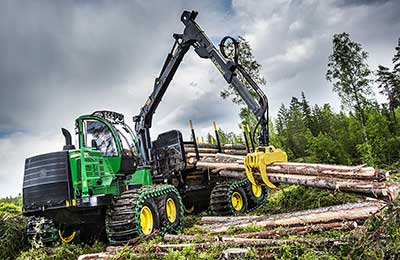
[76,111,139,173]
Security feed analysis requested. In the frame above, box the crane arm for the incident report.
[134,10,269,164]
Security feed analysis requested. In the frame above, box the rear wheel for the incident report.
[106,185,182,245]
[246,182,267,211]
[210,180,248,215]
[160,191,183,233]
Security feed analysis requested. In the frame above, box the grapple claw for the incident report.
[244,146,287,189]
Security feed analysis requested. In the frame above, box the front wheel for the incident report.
[139,200,160,236]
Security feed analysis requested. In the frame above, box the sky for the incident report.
[0,0,399,197]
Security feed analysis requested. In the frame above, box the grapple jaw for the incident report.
[244,146,288,189]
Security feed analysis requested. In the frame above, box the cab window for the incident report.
[84,120,118,157]
[114,124,137,158]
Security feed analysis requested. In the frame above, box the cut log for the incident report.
[201,201,385,233]
[223,144,247,149]
[216,153,245,161]
[234,221,359,239]
[218,170,399,200]
[185,147,219,154]
[267,173,399,200]
[222,149,248,155]
[196,161,244,171]
[196,161,386,181]
[163,234,351,247]
[265,162,387,180]
[185,143,218,149]
[186,152,217,158]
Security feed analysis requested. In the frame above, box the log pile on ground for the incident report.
[184,147,399,201]
[200,201,384,233]
[78,201,384,259]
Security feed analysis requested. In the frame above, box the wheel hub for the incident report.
[252,184,263,198]
[140,206,154,235]
[231,191,243,211]
[166,198,177,223]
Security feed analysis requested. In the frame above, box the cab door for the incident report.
[78,118,122,173]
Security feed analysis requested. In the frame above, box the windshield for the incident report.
[85,120,118,157]
[113,124,138,158]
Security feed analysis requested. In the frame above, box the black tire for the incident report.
[183,200,195,214]
[139,199,160,237]
[160,191,183,233]
[27,216,58,245]
[246,182,268,211]
[79,224,106,245]
[210,181,248,215]
[58,225,80,244]
[106,189,161,245]
[230,187,248,214]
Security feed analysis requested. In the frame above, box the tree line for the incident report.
[217,33,400,169]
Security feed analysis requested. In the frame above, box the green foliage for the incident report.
[213,128,244,145]
[0,214,28,260]
[16,242,105,260]
[220,36,266,105]
[326,32,374,113]
[164,244,223,260]
[274,244,345,260]
[0,195,23,207]
[347,201,400,259]
[225,224,264,235]
[0,202,21,217]
[256,185,359,216]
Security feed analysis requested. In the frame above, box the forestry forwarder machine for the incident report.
[22,10,287,245]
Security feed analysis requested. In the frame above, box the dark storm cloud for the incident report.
[0,0,234,135]
[0,0,399,196]
[336,0,390,7]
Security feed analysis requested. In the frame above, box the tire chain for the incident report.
[210,179,266,215]
[105,184,184,245]
[27,216,58,244]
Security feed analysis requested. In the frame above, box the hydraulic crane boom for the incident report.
[134,10,269,164]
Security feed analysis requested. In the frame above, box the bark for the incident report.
[234,221,359,239]
[265,162,387,180]
[186,152,217,158]
[185,143,218,149]
[222,149,248,155]
[184,147,219,154]
[201,201,385,233]
[195,161,386,181]
[265,173,399,200]
[163,234,351,247]
[223,144,247,149]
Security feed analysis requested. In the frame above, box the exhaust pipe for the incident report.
[61,128,75,150]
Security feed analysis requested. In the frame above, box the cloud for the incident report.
[0,0,399,196]
[0,132,63,197]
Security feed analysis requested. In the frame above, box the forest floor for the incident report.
[3,182,400,260]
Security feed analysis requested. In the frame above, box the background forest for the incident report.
[213,33,400,171]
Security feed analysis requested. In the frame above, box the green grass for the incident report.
[255,185,360,216]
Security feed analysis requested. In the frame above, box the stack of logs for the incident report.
[184,143,400,201]
[79,201,385,260]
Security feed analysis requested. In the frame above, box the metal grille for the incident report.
[23,151,71,209]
